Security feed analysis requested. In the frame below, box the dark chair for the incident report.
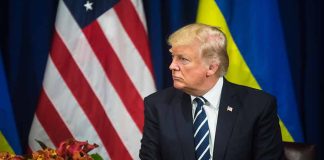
[283,142,315,160]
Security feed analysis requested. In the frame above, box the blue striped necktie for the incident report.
[193,97,211,160]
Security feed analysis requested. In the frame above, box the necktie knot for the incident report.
[194,97,207,117]
[194,97,206,107]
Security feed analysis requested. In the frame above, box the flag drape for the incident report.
[0,49,22,154]
[28,0,156,159]
[197,0,303,142]
[0,132,13,153]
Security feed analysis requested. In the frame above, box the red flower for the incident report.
[56,139,98,159]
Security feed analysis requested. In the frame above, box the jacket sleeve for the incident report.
[139,97,162,160]
[253,96,284,160]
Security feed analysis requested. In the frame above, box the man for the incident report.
[140,23,283,160]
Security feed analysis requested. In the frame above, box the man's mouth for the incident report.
[172,76,182,80]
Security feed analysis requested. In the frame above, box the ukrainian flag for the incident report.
[0,49,22,154]
[197,0,303,142]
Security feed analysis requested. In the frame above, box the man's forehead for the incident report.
[170,44,199,54]
[169,47,186,56]
[170,45,190,52]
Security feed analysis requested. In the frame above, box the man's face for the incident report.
[169,43,210,94]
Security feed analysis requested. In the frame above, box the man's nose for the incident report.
[169,59,179,71]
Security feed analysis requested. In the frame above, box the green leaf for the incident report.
[91,153,103,160]
[34,139,48,150]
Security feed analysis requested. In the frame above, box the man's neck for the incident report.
[186,76,220,96]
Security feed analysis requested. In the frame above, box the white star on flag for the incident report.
[84,1,93,11]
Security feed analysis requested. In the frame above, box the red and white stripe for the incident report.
[28,0,156,159]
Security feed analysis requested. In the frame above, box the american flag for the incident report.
[28,0,156,159]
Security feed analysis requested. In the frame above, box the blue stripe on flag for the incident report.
[0,49,22,153]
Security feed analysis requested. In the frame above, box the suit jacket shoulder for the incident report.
[145,87,183,104]
[224,79,275,101]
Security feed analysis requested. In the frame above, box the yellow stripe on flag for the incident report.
[0,131,15,154]
[196,0,294,142]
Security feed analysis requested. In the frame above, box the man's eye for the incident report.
[180,57,189,64]
[181,57,190,61]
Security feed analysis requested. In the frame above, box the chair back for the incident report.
[283,142,315,160]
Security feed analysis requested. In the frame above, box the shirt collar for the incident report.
[191,77,224,109]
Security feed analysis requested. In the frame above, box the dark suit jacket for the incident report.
[140,79,283,160]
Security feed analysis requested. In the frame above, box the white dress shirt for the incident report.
[191,77,223,158]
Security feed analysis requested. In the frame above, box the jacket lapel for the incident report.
[173,91,196,160]
[213,79,240,160]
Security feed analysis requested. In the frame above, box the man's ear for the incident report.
[206,61,219,76]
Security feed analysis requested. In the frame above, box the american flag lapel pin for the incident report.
[227,106,233,112]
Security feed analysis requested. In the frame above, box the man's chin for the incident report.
[173,84,194,95]
[173,82,185,90]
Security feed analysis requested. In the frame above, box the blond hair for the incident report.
[168,23,229,76]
